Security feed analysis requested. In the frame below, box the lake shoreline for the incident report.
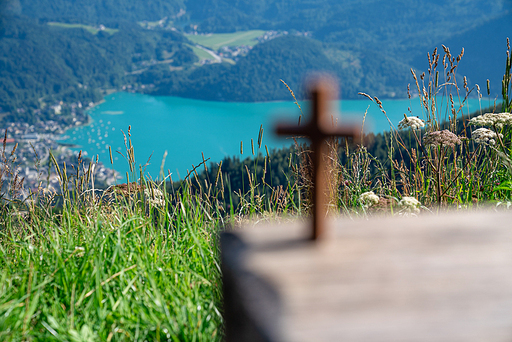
[62,92,484,180]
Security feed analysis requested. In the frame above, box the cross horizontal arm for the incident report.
[274,75,362,241]
[275,123,310,137]
[276,123,359,141]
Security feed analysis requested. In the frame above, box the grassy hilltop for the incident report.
[0,0,511,339]
[0,38,511,340]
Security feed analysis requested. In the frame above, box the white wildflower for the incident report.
[469,112,512,128]
[496,201,512,209]
[398,115,425,130]
[399,196,421,214]
[359,191,380,208]
[144,188,165,207]
[471,128,502,145]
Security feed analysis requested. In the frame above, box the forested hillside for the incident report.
[9,0,506,61]
[184,0,510,93]
[411,12,512,93]
[4,0,185,23]
[147,35,411,101]
[0,15,412,121]
[148,36,329,101]
[0,15,196,120]
[186,0,506,52]
[0,0,509,123]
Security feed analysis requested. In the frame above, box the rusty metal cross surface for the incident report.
[276,76,358,240]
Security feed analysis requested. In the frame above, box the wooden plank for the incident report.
[226,210,512,341]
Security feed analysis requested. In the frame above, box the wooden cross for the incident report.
[276,76,358,240]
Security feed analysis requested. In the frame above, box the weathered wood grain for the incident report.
[227,210,512,341]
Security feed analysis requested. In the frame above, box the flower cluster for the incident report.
[398,115,425,130]
[144,188,165,207]
[359,191,380,208]
[399,196,421,214]
[423,130,461,147]
[471,128,502,145]
[469,112,512,128]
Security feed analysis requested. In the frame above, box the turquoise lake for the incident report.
[62,92,483,181]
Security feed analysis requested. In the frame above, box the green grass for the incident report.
[137,20,170,29]
[0,200,222,341]
[186,44,218,63]
[0,39,510,341]
[48,22,119,35]
[0,139,224,341]
[186,30,265,51]
[0,191,223,341]
[223,58,236,65]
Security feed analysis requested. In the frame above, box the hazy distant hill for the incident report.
[411,11,512,97]
[186,0,507,53]
[184,0,511,98]
[0,0,510,123]
[0,16,196,119]
[4,0,185,24]
[8,0,507,60]
[148,35,411,101]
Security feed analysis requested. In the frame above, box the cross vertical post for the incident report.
[276,76,358,240]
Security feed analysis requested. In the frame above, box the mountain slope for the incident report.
[411,10,512,97]
[0,0,509,123]
[0,16,195,118]
[148,36,412,101]
[186,0,507,54]
[4,0,185,24]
